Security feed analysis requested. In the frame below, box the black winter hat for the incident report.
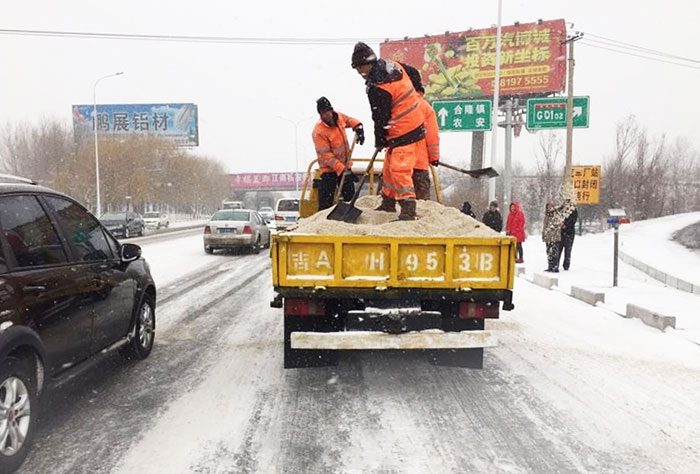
[351,42,377,68]
[316,96,333,113]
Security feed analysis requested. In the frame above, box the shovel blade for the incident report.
[341,206,363,223]
[327,201,352,221]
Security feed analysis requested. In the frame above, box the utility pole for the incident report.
[562,33,583,185]
[488,0,503,203]
[503,98,513,206]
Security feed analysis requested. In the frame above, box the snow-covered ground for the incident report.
[522,212,700,345]
[19,213,700,474]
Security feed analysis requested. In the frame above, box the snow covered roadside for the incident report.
[521,213,700,345]
[619,211,700,288]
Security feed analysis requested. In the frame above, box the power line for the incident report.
[578,40,700,70]
[578,31,700,65]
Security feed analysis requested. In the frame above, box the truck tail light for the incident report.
[275,215,284,221]
[284,298,326,316]
[243,225,253,234]
[204,225,211,234]
[459,302,499,319]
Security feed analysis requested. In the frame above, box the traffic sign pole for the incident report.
[563,33,583,185]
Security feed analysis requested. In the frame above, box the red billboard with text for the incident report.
[380,19,567,101]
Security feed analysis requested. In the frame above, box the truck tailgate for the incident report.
[272,234,516,290]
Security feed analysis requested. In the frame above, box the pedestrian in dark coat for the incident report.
[460,201,476,218]
[505,201,526,263]
[542,202,564,272]
[558,201,578,270]
[482,200,503,232]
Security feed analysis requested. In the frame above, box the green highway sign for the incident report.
[526,96,590,130]
[432,100,492,132]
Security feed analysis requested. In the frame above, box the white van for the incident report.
[274,198,300,230]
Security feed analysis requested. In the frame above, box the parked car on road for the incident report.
[0,175,156,473]
[143,211,170,229]
[100,211,144,238]
[274,198,300,231]
[203,209,270,254]
[258,206,274,224]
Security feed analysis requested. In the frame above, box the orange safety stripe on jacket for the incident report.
[312,112,361,175]
[376,61,425,141]
[414,99,440,171]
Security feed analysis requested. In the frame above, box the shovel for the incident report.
[327,147,382,223]
[438,162,499,179]
[333,131,358,203]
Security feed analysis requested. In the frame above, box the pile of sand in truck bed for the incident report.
[290,195,500,237]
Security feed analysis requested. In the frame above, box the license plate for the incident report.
[285,217,296,222]
[219,228,236,233]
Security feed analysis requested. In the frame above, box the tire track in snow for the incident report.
[17,255,271,474]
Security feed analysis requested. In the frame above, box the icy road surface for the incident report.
[17,230,700,474]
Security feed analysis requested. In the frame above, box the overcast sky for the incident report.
[1,0,698,175]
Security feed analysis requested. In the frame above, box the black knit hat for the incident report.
[351,42,377,68]
[316,96,332,113]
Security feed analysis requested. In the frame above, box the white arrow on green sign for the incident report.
[526,96,590,130]
[432,100,492,132]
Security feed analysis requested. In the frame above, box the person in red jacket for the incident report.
[311,97,365,211]
[506,201,526,263]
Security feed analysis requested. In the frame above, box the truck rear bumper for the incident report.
[291,329,497,350]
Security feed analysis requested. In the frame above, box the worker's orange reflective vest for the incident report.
[376,61,425,141]
[312,112,361,175]
[414,98,440,170]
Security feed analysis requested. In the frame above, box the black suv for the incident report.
[0,175,156,472]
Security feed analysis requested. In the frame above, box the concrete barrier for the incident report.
[619,250,699,296]
[626,304,676,331]
[515,266,526,277]
[533,273,558,289]
[571,286,605,306]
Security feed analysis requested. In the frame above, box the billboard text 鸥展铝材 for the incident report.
[72,103,199,146]
[380,19,567,102]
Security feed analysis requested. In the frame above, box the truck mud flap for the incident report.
[290,330,497,351]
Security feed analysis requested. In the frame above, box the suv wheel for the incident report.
[0,358,37,473]
[204,244,213,254]
[121,295,155,360]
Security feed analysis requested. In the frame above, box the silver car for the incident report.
[258,206,274,224]
[203,209,270,254]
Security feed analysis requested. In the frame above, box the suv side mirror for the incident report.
[120,243,141,262]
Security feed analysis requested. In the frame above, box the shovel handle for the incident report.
[345,148,381,209]
[334,131,358,202]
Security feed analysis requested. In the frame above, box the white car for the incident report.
[274,198,300,230]
[258,206,274,223]
[143,211,170,229]
[203,209,270,254]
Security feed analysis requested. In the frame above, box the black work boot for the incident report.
[398,199,417,221]
[375,194,397,212]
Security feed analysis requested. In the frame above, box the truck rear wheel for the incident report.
[284,315,339,369]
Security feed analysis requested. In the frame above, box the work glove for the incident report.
[430,160,440,167]
[355,125,365,145]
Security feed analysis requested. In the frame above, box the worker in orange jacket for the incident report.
[406,68,440,200]
[311,97,365,211]
[351,42,425,220]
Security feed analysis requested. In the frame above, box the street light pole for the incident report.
[488,0,503,203]
[276,116,314,192]
[93,71,124,217]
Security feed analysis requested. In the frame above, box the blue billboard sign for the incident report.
[72,103,199,146]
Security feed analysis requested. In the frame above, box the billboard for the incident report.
[229,172,305,191]
[571,165,600,205]
[72,103,199,146]
[380,19,567,102]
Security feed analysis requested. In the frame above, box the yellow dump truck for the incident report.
[270,159,516,369]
